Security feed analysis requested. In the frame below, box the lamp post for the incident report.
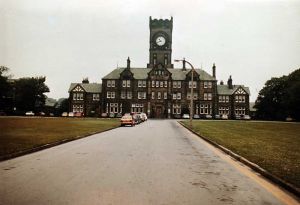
[174,58,195,128]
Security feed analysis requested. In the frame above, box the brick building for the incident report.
[68,17,250,119]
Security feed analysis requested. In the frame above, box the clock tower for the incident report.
[147,16,174,68]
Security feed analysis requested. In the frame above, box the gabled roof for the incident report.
[102,67,216,81]
[68,83,102,93]
[217,85,250,95]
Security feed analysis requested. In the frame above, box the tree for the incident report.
[0,66,12,112]
[14,77,50,113]
[255,68,300,120]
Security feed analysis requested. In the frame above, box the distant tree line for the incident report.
[0,66,53,115]
[255,68,300,121]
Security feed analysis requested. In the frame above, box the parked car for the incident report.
[109,113,115,118]
[193,114,200,119]
[101,113,108,118]
[132,113,142,124]
[62,112,68,117]
[120,115,135,127]
[242,115,251,120]
[235,115,241,120]
[221,114,228,120]
[286,116,293,122]
[74,112,83,117]
[116,113,122,118]
[25,111,35,116]
[215,114,221,119]
[68,112,74,117]
[205,114,212,119]
[173,114,181,119]
[182,114,190,119]
[37,112,45,116]
[140,113,148,121]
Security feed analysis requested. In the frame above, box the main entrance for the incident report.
[152,105,165,118]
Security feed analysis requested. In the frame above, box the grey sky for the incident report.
[1,0,300,102]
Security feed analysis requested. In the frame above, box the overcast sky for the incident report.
[1,0,300,102]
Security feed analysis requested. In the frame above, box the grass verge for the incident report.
[0,117,120,158]
[181,120,300,189]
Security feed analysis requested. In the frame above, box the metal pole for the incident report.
[174,59,195,128]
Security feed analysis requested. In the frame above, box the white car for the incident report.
[25,111,35,116]
[182,114,190,119]
[221,114,228,120]
[242,115,251,120]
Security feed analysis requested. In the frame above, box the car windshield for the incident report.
[122,116,132,119]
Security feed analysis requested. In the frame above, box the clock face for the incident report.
[155,36,166,46]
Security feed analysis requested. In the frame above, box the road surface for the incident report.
[0,120,298,205]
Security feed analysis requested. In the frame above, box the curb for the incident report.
[178,121,300,198]
[0,126,119,162]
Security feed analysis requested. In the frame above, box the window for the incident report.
[156,81,159,87]
[177,92,181,99]
[127,91,132,99]
[235,95,246,103]
[164,81,168,88]
[157,92,161,99]
[164,92,167,99]
[121,91,126,99]
[200,104,211,114]
[93,94,100,101]
[235,107,245,115]
[204,81,212,89]
[173,82,177,88]
[122,80,130,87]
[152,81,155,88]
[107,92,115,99]
[204,93,212,100]
[110,103,118,113]
[219,107,229,115]
[173,81,181,88]
[131,103,144,113]
[72,104,84,113]
[138,80,142,87]
[173,93,177,99]
[107,80,111,87]
[219,95,229,103]
[173,104,181,114]
[73,93,83,101]
[151,92,155,99]
[160,81,164,87]
[107,80,115,87]
[189,81,197,88]
[138,80,146,88]
[138,92,146,99]
[193,93,198,100]
[187,92,197,100]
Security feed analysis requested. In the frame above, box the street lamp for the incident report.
[174,58,195,128]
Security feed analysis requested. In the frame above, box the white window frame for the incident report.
[157,92,161,99]
[164,92,167,99]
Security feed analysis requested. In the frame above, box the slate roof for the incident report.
[102,67,216,81]
[68,83,102,93]
[217,85,250,95]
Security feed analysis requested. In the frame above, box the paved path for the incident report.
[0,120,297,204]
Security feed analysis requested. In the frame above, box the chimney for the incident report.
[182,58,186,71]
[227,75,233,89]
[127,57,131,69]
[220,80,224,85]
[212,63,216,78]
[82,77,89,84]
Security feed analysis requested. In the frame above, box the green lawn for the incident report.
[0,117,120,157]
[182,120,300,189]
